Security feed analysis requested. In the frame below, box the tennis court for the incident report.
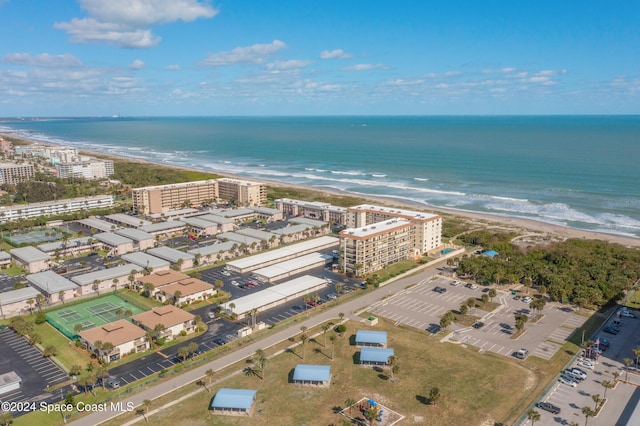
[46,294,147,339]
[4,228,70,245]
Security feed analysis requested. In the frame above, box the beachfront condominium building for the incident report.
[0,162,35,185]
[275,198,347,225]
[0,195,114,222]
[56,158,114,180]
[132,178,267,215]
[339,204,442,276]
[217,178,267,207]
[132,180,219,215]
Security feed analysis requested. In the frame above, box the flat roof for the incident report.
[360,347,394,363]
[220,208,255,217]
[276,198,347,212]
[148,208,199,219]
[115,228,155,242]
[121,252,170,270]
[271,224,309,236]
[253,253,331,280]
[0,250,10,260]
[222,275,326,315]
[71,263,139,286]
[77,218,116,233]
[79,319,146,346]
[11,246,50,263]
[293,364,331,382]
[289,217,328,227]
[0,371,21,387]
[179,217,218,229]
[0,286,42,305]
[194,214,234,225]
[93,232,134,247]
[226,236,338,271]
[38,237,92,253]
[341,218,412,238]
[138,270,187,287]
[210,388,257,410]
[349,204,440,221]
[217,232,262,246]
[251,206,280,215]
[187,241,236,257]
[27,270,78,294]
[132,305,194,329]
[159,278,214,297]
[105,213,151,227]
[147,246,195,263]
[235,228,277,241]
[355,330,388,345]
[139,221,186,233]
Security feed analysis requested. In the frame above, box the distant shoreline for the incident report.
[2,131,639,249]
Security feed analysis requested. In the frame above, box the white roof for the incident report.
[147,246,195,263]
[195,214,234,225]
[121,252,170,270]
[217,232,262,246]
[179,217,218,229]
[71,263,139,286]
[226,236,338,271]
[105,213,151,227]
[253,253,331,280]
[349,204,439,221]
[38,237,92,253]
[289,217,327,228]
[187,241,236,257]
[27,270,78,294]
[11,246,50,263]
[341,218,412,238]
[271,224,309,235]
[223,275,326,315]
[93,232,133,247]
[0,251,10,260]
[0,286,42,305]
[235,228,277,241]
[77,218,116,232]
[115,228,155,242]
[139,221,186,233]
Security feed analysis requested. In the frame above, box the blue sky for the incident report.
[0,0,638,116]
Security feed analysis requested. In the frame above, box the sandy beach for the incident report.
[2,131,639,249]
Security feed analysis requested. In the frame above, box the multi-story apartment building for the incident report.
[275,198,347,225]
[217,178,267,207]
[132,178,267,215]
[339,204,442,276]
[0,195,114,222]
[0,162,35,185]
[56,158,114,180]
[132,180,219,215]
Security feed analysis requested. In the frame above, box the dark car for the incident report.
[536,401,561,414]
[433,286,447,294]
[472,321,485,329]
[212,338,226,346]
[603,326,619,335]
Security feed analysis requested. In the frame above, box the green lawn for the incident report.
[97,317,542,426]
[32,322,91,373]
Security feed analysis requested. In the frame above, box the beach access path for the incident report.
[68,265,441,426]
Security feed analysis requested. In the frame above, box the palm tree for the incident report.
[488,288,497,302]
[624,358,634,381]
[428,387,441,405]
[255,349,266,380]
[633,346,640,368]
[112,278,119,292]
[329,333,337,360]
[173,290,182,306]
[59,290,66,304]
[613,371,621,384]
[96,365,108,390]
[142,399,151,422]
[338,312,345,321]
[364,406,381,426]
[344,398,356,418]
[206,368,215,385]
[93,279,101,295]
[26,298,34,314]
[601,380,613,400]
[581,406,595,425]
[591,394,601,411]
[321,322,333,347]
[527,409,541,426]
[300,333,308,359]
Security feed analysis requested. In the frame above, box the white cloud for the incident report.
[342,63,387,71]
[54,0,217,48]
[2,53,83,67]
[266,60,313,71]
[201,40,287,66]
[320,49,353,60]
[54,18,160,48]
[164,64,181,70]
[128,59,145,70]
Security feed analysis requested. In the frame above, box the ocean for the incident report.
[1,116,639,238]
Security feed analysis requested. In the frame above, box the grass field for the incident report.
[101,317,541,426]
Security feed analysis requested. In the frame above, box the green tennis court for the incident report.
[46,294,147,339]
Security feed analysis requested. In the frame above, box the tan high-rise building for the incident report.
[0,162,35,185]
[339,204,442,275]
[132,178,267,215]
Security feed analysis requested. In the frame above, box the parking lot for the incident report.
[0,327,68,405]
[369,275,587,360]
[532,310,640,426]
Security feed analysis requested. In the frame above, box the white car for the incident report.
[207,312,216,319]
[569,368,588,380]
[620,310,636,318]
[522,296,533,303]
[326,293,338,300]
[230,280,240,287]
[577,358,595,370]
[558,376,577,387]
[451,280,461,286]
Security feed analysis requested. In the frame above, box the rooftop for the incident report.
[26,270,77,294]
[121,252,170,270]
[349,204,439,221]
[210,388,257,411]
[131,305,194,329]
[293,364,331,382]
[93,232,134,247]
[340,218,412,239]
[115,228,155,242]
[138,270,188,288]
[70,263,139,286]
[10,246,50,263]
[0,286,42,305]
[79,319,146,346]
[360,347,395,363]
[355,330,388,345]
[147,246,195,263]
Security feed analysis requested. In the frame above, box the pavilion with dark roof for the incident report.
[210,388,257,416]
[355,330,388,347]
[292,364,331,387]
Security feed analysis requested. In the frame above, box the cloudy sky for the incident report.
[0,0,638,116]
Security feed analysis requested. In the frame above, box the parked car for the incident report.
[230,280,240,287]
[558,376,577,387]
[108,380,121,389]
[326,293,338,300]
[569,368,588,380]
[207,312,216,319]
[603,325,619,335]
[433,286,447,294]
[515,348,529,359]
[451,280,461,286]
[536,401,561,414]
[620,310,636,318]
[472,321,485,329]
[595,337,610,348]
[522,296,533,303]
[212,338,226,346]
[577,358,595,369]
[465,283,478,290]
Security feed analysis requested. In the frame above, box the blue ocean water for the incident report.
[1,116,639,238]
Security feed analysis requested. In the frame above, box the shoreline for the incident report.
[2,131,639,249]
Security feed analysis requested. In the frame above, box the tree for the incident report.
[69,364,83,377]
[206,368,215,385]
[173,290,182,306]
[592,393,601,411]
[364,406,381,426]
[299,333,308,359]
[440,311,454,331]
[196,379,208,392]
[338,312,345,321]
[255,349,266,380]
[624,358,634,381]
[43,345,57,358]
[26,297,34,314]
[428,387,441,405]
[178,346,190,362]
[515,313,529,333]
[142,399,151,422]
[527,409,541,426]
[214,279,224,290]
[96,365,109,390]
[0,412,13,426]
[391,363,400,381]
[488,288,497,302]
[28,333,42,346]
[59,290,66,304]
[344,398,356,418]
[329,333,337,360]
[581,406,595,425]
[601,380,613,400]
[481,293,489,304]
[459,304,468,315]
[322,322,333,347]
